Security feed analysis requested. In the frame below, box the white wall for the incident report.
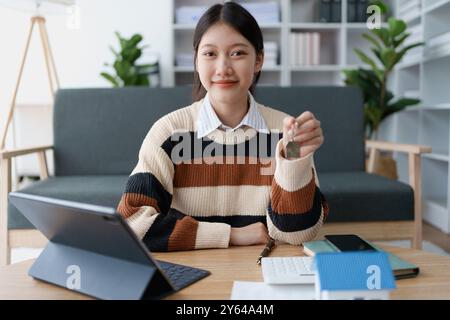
[0,0,173,136]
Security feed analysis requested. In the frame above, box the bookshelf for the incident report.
[379,0,450,233]
[169,0,392,86]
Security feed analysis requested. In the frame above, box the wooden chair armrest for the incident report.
[365,140,431,249]
[0,145,53,160]
[365,140,432,155]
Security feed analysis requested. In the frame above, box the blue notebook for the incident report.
[303,239,420,279]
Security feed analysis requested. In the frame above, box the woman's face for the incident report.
[196,22,264,104]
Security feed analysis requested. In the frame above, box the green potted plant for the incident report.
[343,2,425,140]
[101,32,157,87]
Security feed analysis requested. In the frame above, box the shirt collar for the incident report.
[196,91,270,139]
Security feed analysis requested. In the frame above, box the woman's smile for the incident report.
[212,80,239,88]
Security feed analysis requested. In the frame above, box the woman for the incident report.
[117,2,328,251]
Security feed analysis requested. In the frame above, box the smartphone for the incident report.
[324,234,377,252]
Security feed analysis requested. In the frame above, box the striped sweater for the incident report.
[117,99,329,251]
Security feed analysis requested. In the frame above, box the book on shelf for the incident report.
[347,0,357,23]
[331,0,342,23]
[312,33,320,65]
[319,0,331,23]
[346,0,370,23]
[289,33,297,66]
[299,33,306,66]
[305,33,312,66]
[339,0,381,23]
[356,0,368,23]
[290,32,321,66]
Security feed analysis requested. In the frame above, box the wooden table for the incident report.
[1,244,449,300]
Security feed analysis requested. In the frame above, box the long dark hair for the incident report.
[192,2,264,102]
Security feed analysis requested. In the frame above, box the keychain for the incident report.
[285,121,301,159]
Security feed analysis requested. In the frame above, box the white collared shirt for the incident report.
[196,92,270,139]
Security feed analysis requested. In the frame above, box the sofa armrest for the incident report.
[365,140,432,155]
[365,140,431,250]
[0,145,53,160]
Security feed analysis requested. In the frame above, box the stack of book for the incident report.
[289,32,321,66]
[425,30,450,59]
[397,0,421,22]
[347,0,372,23]
[319,0,380,23]
[264,41,278,67]
[319,0,342,23]
[240,1,280,24]
[175,6,208,24]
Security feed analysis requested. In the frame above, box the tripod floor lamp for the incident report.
[0,0,75,265]
[0,0,75,149]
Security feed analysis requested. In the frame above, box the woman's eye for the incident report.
[203,52,215,57]
[231,51,246,57]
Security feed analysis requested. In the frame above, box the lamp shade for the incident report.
[0,0,75,15]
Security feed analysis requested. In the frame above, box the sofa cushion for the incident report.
[8,175,129,229]
[319,172,414,222]
[9,172,414,229]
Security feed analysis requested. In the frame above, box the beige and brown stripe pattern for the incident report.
[173,160,274,188]
[117,100,328,251]
[171,185,271,217]
[168,216,199,251]
[118,193,160,218]
[271,169,317,214]
[266,208,325,245]
[125,206,160,240]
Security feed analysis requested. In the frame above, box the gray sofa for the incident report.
[6,86,416,241]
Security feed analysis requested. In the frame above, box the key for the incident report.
[285,121,300,159]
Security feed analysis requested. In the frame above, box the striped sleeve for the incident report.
[266,139,329,245]
[117,115,231,252]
